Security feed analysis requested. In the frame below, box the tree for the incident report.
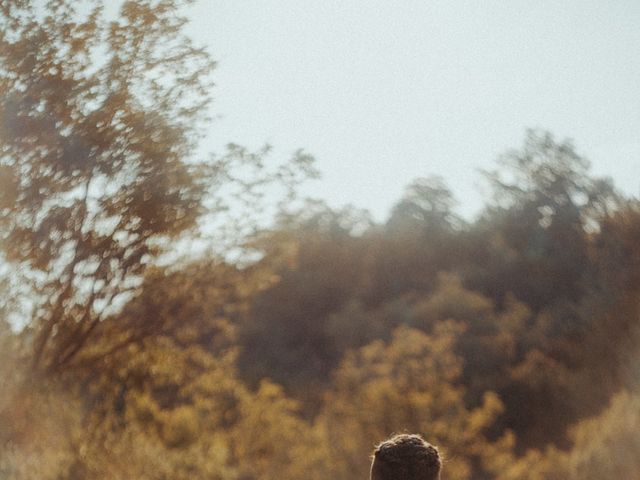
[0,0,314,374]
[237,202,373,403]
[320,323,510,480]
[0,324,330,480]
[475,129,618,310]
[0,316,82,480]
[495,390,640,480]
[387,175,460,233]
[0,0,218,373]
[362,176,465,302]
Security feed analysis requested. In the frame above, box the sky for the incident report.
[185,0,640,221]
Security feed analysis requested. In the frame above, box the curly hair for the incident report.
[370,434,441,480]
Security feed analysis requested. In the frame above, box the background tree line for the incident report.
[1,1,639,479]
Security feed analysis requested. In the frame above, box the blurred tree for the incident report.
[494,390,640,480]
[565,390,640,479]
[1,298,330,480]
[70,336,328,480]
[489,445,570,480]
[1,5,637,472]
[592,200,640,300]
[237,202,372,404]
[387,175,461,233]
[78,257,269,377]
[0,0,314,374]
[0,0,216,373]
[364,176,464,304]
[0,320,82,480]
[410,274,530,406]
[320,323,510,480]
[474,129,618,310]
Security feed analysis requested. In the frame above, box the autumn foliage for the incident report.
[1,1,639,479]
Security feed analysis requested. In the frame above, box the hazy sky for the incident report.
[186,0,640,221]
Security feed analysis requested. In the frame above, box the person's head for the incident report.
[370,433,441,480]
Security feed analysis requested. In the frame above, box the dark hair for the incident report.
[370,434,441,480]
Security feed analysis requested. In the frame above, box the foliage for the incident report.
[0,0,639,478]
[475,129,618,309]
[320,323,509,480]
[0,0,220,373]
[495,390,640,480]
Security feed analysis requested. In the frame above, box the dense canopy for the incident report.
[1,1,639,479]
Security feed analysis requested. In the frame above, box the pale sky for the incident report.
[185,0,640,221]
